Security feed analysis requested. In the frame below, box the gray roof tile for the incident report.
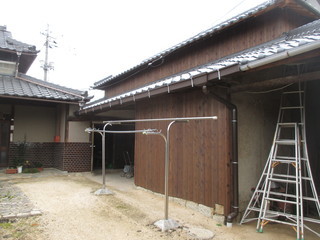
[0,73,85,102]
[93,0,279,88]
[84,18,320,110]
[0,26,37,53]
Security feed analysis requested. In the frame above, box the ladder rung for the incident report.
[276,156,307,161]
[268,191,296,199]
[247,206,260,212]
[261,216,297,227]
[272,159,296,164]
[262,209,303,221]
[282,91,304,94]
[273,173,311,181]
[267,191,317,201]
[281,106,303,110]
[275,140,296,145]
[303,196,319,202]
[261,210,320,224]
[263,173,312,181]
[270,173,297,179]
[268,178,296,184]
[278,122,297,127]
[265,197,297,205]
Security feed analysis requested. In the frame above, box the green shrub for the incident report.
[22,168,39,174]
[32,162,43,168]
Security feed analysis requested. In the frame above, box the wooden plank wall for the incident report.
[134,89,232,215]
[106,9,312,98]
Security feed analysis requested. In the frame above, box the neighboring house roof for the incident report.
[93,0,320,89]
[0,26,37,54]
[0,73,87,103]
[81,18,320,113]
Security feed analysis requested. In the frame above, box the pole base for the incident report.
[94,188,113,195]
[154,219,179,232]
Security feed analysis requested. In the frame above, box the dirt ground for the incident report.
[3,174,320,240]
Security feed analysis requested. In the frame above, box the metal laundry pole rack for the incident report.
[87,116,217,231]
[85,126,158,195]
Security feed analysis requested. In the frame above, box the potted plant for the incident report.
[5,166,17,174]
[32,162,43,171]
[15,141,27,173]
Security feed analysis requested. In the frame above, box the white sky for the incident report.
[1,0,266,98]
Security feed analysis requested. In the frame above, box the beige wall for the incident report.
[69,104,79,117]
[231,91,280,211]
[14,105,56,142]
[68,121,90,143]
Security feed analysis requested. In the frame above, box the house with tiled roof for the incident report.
[0,25,92,172]
[80,0,320,231]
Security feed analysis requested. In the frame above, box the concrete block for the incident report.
[186,201,199,211]
[198,204,213,218]
[154,192,163,198]
[17,212,29,218]
[30,210,42,216]
[187,227,215,240]
[212,214,225,225]
[154,219,180,232]
[2,214,16,219]
[215,204,224,215]
[172,197,186,206]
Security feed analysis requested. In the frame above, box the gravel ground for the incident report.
[1,173,320,240]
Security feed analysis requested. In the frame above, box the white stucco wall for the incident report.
[68,121,90,143]
[14,105,56,142]
[231,91,280,211]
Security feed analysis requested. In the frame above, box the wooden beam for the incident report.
[230,70,320,93]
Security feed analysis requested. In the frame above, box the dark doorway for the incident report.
[92,124,135,171]
[306,80,320,194]
[0,120,10,167]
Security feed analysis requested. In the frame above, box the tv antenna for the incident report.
[41,24,57,81]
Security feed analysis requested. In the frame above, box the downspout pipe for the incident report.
[202,86,239,227]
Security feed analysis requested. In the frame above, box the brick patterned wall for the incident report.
[9,142,91,172]
[62,143,91,172]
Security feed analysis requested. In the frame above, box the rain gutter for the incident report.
[0,95,80,105]
[296,0,320,17]
[202,86,238,227]
[240,39,320,71]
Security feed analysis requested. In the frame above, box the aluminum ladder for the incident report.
[240,83,320,239]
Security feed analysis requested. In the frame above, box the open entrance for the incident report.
[305,80,320,194]
[92,123,135,173]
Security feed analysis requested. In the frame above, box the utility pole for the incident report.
[41,25,56,81]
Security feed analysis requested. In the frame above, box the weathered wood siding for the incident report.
[106,9,312,98]
[134,89,232,214]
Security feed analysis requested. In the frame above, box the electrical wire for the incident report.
[245,83,294,94]
[209,0,248,27]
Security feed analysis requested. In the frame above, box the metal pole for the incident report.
[164,121,177,219]
[102,123,112,189]
[44,26,49,82]
[103,116,217,124]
